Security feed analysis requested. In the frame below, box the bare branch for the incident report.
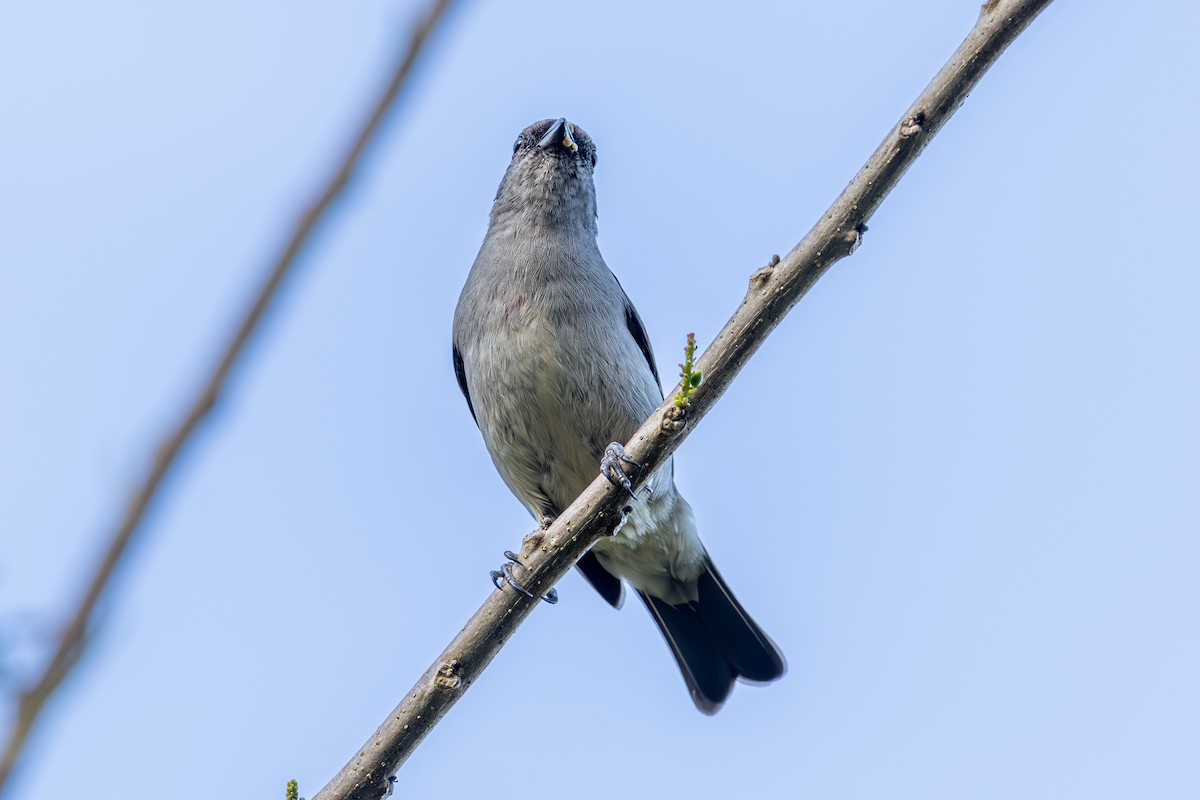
[0,0,460,792]
[312,1,1054,798]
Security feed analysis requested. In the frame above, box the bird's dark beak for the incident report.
[538,118,578,153]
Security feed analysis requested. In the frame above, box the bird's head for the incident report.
[490,118,599,233]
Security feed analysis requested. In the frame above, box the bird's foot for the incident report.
[601,442,642,499]
[490,550,558,604]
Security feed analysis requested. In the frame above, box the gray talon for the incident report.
[601,441,641,499]
[491,552,558,603]
[501,563,536,598]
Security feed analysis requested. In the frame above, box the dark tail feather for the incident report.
[638,557,786,714]
[638,590,736,714]
[697,559,787,683]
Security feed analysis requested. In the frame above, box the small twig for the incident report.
[673,333,703,408]
[0,0,460,793]
[311,2,1055,799]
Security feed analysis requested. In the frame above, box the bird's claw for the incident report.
[490,551,558,604]
[601,441,642,499]
[491,563,533,598]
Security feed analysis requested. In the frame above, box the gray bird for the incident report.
[452,118,785,713]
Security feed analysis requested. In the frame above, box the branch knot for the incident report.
[433,660,463,690]
[900,109,927,137]
[661,405,687,434]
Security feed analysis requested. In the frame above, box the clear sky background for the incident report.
[2,1,1197,798]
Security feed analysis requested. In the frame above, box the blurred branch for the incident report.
[313,1,1054,798]
[0,0,460,793]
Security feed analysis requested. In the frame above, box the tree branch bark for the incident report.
[312,1,1054,798]
[0,0,460,794]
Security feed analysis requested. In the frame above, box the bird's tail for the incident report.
[637,556,786,714]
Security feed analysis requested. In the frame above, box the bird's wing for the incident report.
[576,551,625,608]
[452,344,478,424]
[613,274,661,391]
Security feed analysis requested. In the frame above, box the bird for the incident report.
[452,118,785,713]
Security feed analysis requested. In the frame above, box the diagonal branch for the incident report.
[0,0,460,793]
[312,1,1055,798]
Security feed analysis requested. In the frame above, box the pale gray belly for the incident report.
[469,312,660,518]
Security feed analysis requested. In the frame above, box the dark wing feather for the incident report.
[452,344,477,424]
[576,552,625,608]
[613,274,661,389]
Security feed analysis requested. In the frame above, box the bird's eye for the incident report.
[512,136,522,154]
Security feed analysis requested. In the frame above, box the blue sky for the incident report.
[2,1,1198,798]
